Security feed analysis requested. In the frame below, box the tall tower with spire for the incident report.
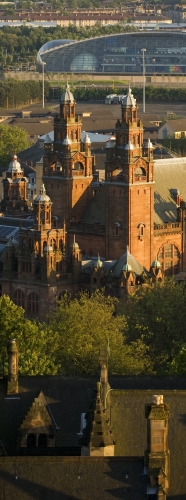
[43,84,94,227]
[105,87,155,268]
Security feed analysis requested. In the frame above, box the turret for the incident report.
[33,184,52,231]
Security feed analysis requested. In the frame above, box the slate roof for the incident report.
[1,376,186,497]
[0,456,145,500]
[0,218,33,229]
[112,248,146,277]
[154,157,186,225]
[0,225,20,241]
[9,117,53,137]
[18,141,44,167]
[161,118,186,132]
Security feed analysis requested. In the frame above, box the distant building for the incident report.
[158,118,186,139]
[37,31,186,75]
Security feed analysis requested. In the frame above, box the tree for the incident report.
[47,290,150,375]
[169,345,186,375]
[0,124,29,166]
[0,296,60,375]
[123,279,186,373]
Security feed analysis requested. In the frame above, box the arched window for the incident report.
[158,244,180,276]
[28,292,39,315]
[43,241,47,252]
[135,166,146,178]
[14,289,25,309]
[138,222,145,238]
[112,222,121,236]
[73,162,84,171]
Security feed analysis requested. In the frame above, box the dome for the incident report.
[34,184,51,204]
[60,83,74,104]
[106,138,116,149]
[63,136,72,146]
[122,262,132,272]
[121,87,136,108]
[125,141,134,151]
[44,245,53,253]
[151,258,161,269]
[44,134,52,144]
[147,138,154,149]
[84,134,91,144]
[7,155,22,173]
[94,254,103,269]
[70,235,79,250]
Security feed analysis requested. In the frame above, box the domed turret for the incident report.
[70,235,79,251]
[83,134,91,144]
[60,83,75,104]
[63,136,72,146]
[44,244,53,253]
[34,184,51,204]
[151,258,161,269]
[125,141,134,151]
[33,184,52,230]
[7,155,22,173]
[94,254,103,269]
[122,262,132,272]
[121,87,136,108]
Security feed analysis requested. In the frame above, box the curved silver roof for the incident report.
[34,184,51,204]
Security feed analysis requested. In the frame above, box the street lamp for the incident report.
[42,61,46,109]
[141,48,146,113]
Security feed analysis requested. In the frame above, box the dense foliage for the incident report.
[73,85,186,103]
[123,280,186,374]
[0,79,50,108]
[1,282,186,376]
[0,124,29,165]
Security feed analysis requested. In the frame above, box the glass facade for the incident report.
[37,31,186,75]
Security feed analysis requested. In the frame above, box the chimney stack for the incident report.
[145,395,170,499]
[7,339,18,394]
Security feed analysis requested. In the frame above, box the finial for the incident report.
[40,183,46,195]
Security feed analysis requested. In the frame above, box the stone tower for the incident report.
[43,84,94,227]
[105,87,155,269]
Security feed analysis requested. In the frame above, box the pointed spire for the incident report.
[79,382,115,448]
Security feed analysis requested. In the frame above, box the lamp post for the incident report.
[42,61,46,109]
[141,48,146,113]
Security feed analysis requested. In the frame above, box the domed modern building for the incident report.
[37,31,186,75]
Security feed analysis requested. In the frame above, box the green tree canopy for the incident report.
[0,124,29,166]
[0,296,60,375]
[123,279,186,373]
[47,290,150,375]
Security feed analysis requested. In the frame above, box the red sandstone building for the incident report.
[0,84,186,317]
